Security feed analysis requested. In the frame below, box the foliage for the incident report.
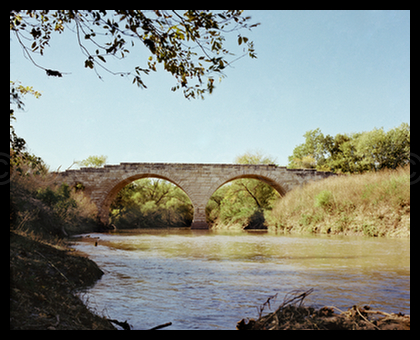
[267,166,410,237]
[10,80,42,110]
[10,10,259,99]
[314,190,334,210]
[234,150,277,165]
[110,178,193,228]
[288,124,410,173]
[10,153,98,238]
[208,152,279,229]
[36,183,77,218]
[10,81,45,171]
[76,155,108,168]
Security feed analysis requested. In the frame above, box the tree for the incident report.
[287,128,328,169]
[10,10,259,99]
[77,155,107,168]
[10,81,42,153]
[385,123,410,169]
[110,178,193,228]
[355,124,410,171]
[10,81,45,173]
[234,150,277,165]
[288,124,410,173]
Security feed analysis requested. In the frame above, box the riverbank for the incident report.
[10,161,119,329]
[266,166,410,237]
[10,231,116,330]
[237,289,410,330]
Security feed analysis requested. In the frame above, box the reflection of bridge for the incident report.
[55,163,336,229]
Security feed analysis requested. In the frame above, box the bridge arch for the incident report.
[209,174,289,198]
[98,173,195,226]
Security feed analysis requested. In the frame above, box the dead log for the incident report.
[149,322,172,330]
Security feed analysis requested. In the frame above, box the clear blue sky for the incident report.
[10,10,410,171]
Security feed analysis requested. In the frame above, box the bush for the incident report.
[36,184,77,218]
[314,190,334,210]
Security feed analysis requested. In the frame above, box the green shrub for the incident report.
[314,190,334,209]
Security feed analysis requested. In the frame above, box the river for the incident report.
[72,229,410,330]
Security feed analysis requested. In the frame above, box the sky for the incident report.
[10,10,410,171]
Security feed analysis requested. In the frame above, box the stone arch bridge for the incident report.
[55,163,336,229]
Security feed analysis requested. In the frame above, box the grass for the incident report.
[266,167,410,237]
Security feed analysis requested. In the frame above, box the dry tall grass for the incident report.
[10,161,99,239]
[267,167,410,237]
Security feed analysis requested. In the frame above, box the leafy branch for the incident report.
[10,10,260,99]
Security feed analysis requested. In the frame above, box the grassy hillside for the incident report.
[266,166,410,237]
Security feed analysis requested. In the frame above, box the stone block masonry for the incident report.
[55,163,336,229]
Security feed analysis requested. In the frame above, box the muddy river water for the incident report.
[73,229,410,330]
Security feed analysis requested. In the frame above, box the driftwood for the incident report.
[108,319,131,330]
[149,322,172,330]
[107,319,172,330]
[237,289,410,330]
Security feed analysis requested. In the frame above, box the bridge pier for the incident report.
[191,205,209,229]
[191,221,209,229]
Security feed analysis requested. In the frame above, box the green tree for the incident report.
[385,123,410,169]
[234,150,277,165]
[287,128,328,169]
[110,178,193,228]
[288,124,410,174]
[77,155,108,168]
[10,10,259,99]
[355,123,410,171]
[355,128,388,172]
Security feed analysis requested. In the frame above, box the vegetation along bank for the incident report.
[266,166,410,237]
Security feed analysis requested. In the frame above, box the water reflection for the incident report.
[74,230,409,330]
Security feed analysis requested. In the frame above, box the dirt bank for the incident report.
[10,231,116,330]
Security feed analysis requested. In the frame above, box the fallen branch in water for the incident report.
[108,319,131,330]
[149,322,172,330]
